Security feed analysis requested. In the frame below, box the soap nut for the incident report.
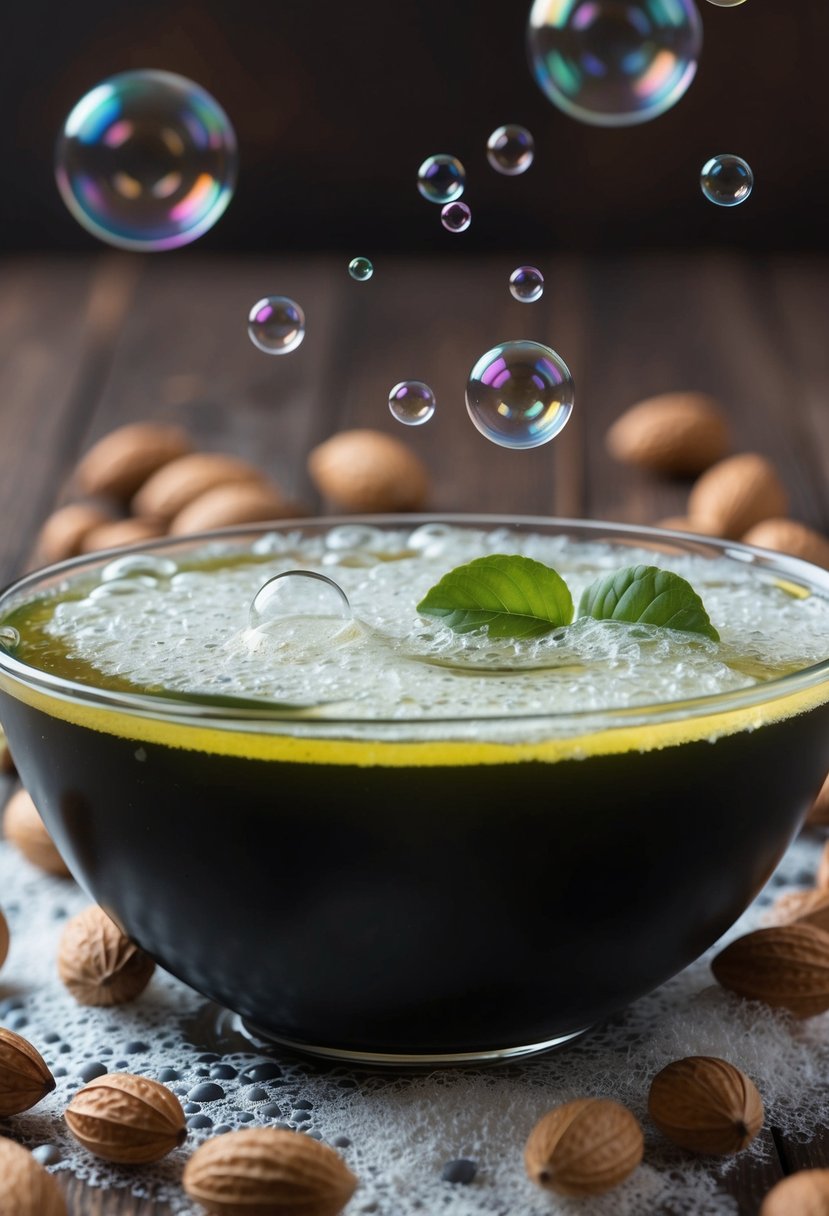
[183,1127,359,1216]
[524,1097,644,1197]
[308,428,429,512]
[648,1055,763,1155]
[65,1073,186,1163]
[4,787,71,877]
[688,453,788,539]
[0,1026,56,1117]
[712,923,829,1017]
[74,422,192,501]
[58,904,155,1006]
[0,1136,67,1216]
[606,392,729,476]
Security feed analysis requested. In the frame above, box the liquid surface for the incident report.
[4,527,829,728]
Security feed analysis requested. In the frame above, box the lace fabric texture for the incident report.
[0,830,827,1215]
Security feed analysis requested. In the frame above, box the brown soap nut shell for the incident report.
[74,422,192,501]
[606,392,730,476]
[688,453,788,539]
[0,1136,68,1216]
[183,1127,358,1216]
[0,1027,56,1117]
[308,428,429,512]
[80,517,167,554]
[133,452,268,521]
[58,905,155,1006]
[818,839,829,889]
[35,502,113,564]
[657,516,724,537]
[712,923,829,1017]
[807,774,829,829]
[65,1073,186,1164]
[0,906,8,971]
[4,788,71,877]
[772,888,829,935]
[0,728,15,775]
[742,518,829,570]
[760,1169,829,1215]
[524,1097,644,1198]
[647,1055,763,1155]
[169,481,291,536]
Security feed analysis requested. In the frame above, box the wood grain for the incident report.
[0,252,827,1215]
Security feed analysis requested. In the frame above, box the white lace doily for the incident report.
[1,822,827,1215]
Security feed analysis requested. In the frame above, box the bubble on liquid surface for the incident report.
[509,266,544,303]
[101,553,177,582]
[55,70,237,250]
[348,256,373,281]
[249,570,351,630]
[417,155,466,204]
[465,340,574,449]
[247,297,305,355]
[486,125,535,175]
[0,626,20,651]
[440,201,471,233]
[700,154,753,206]
[388,381,436,427]
[527,0,702,128]
[705,0,746,5]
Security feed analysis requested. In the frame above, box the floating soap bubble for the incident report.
[348,256,373,281]
[700,154,754,206]
[486,125,535,175]
[465,340,574,449]
[325,524,385,551]
[388,381,436,426]
[417,154,466,204]
[249,570,352,629]
[0,626,20,651]
[509,266,544,303]
[247,297,306,354]
[440,201,472,233]
[101,553,177,582]
[705,0,746,5]
[89,578,158,598]
[527,0,702,127]
[55,70,237,250]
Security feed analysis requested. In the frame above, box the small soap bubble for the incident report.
[388,381,436,427]
[348,256,373,281]
[89,578,158,598]
[705,0,746,5]
[486,125,535,175]
[247,297,306,355]
[101,553,177,582]
[249,570,351,630]
[55,70,237,250]
[417,154,466,204]
[325,524,385,551]
[465,339,574,449]
[440,201,471,233]
[700,154,754,207]
[0,626,20,651]
[509,266,544,303]
[527,0,702,127]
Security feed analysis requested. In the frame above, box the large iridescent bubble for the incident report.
[55,70,237,250]
[466,340,574,449]
[527,0,703,128]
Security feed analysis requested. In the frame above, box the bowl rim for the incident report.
[1,512,828,730]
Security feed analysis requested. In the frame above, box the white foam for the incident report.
[34,525,829,731]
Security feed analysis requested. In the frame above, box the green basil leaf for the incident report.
[577,564,720,641]
[416,554,574,639]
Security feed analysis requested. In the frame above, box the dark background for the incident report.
[0,0,825,253]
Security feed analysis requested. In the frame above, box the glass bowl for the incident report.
[1,515,828,1065]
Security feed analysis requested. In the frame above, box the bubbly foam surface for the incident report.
[9,526,829,727]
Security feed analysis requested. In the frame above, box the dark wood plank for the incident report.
[0,256,141,584]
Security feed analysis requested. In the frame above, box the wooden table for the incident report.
[0,251,827,1214]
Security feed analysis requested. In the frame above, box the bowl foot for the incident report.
[191,1004,589,1067]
